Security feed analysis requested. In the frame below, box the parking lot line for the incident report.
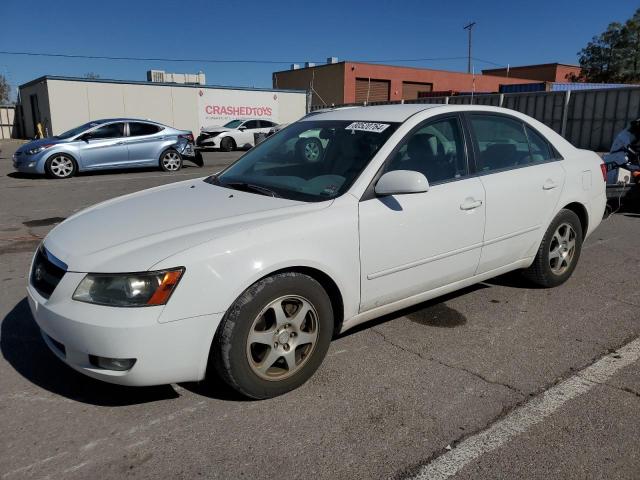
[408,336,640,480]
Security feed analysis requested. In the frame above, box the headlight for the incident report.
[26,144,55,155]
[72,268,184,307]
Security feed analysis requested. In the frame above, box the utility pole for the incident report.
[464,21,476,74]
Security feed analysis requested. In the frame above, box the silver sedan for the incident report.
[12,118,201,179]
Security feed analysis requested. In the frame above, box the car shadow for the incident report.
[1,298,180,406]
[7,162,204,180]
[337,283,490,338]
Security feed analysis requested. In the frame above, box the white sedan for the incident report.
[27,105,606,399]
[197,119,278,151]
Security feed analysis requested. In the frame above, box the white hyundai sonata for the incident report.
[27,104,606,399]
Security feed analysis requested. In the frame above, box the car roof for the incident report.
[91,118,166,125]
[303,104,444,122]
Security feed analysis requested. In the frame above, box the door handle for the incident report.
[543,179,559,190]
[115,141,125,145]
[460,198,483,210]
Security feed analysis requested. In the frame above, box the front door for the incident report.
[79,122,127,169]
[359,116,486,311]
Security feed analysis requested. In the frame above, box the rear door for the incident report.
[78,122,127,169]
[467,113,565,274]
[125,122,165,165]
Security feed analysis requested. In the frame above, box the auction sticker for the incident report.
[345,122,390,133]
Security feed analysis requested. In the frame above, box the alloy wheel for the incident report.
[246,295,319,381]
[549,222,576,276]
[162,151,181,171]
[49,155,74,178]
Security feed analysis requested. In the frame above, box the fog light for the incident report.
[89,355,136,371]
[27,162,36,167]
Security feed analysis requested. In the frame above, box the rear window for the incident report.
[129,122,162,136]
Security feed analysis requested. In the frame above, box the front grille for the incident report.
[31,247,66,299]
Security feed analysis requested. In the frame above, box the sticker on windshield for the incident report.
[344,122,390,133]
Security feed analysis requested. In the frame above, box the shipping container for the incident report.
[499,83,547,94]
[549,82,640,91]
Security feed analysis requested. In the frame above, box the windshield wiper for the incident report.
[222,181,280,198]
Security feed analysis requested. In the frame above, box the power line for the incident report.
[0,50,507,68]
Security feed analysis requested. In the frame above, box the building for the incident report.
[482,63,582,83]
[273,59,537,107]
[147,70,206,85]
[17,76,307,138]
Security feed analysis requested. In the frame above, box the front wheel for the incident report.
[212,272,333,399]
[159,149,182,172]
[522,209,583,287]
[220,136,236,152]
[45,153,77,179]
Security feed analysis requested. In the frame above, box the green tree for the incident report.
[575,8,640,83]
[0,74,10,104]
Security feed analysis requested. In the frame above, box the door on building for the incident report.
[29,95,41,138]
[355,78,390,103]
[402,82,433,100]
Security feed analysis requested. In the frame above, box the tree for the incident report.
[0,74,10,104]
[575,8,640,83]
[84,72,100,79]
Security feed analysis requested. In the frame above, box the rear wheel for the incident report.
[220,136,236,152]
[522,209,583,287]
[212,272,333,399]
[45,154,77,179]
[159,149,182,172]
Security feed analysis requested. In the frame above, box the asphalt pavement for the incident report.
[0,140,639,479]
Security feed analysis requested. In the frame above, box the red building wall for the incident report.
[342,62,536,103]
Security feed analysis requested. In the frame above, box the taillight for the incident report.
[599,163,607,181]
[180,133,194,143]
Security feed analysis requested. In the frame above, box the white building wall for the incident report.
[25,78,306,137]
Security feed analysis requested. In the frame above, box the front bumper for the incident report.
[12,152,46,174]
[196,134,221,148]
[27,271,223,386]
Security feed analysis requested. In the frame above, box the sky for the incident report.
[1,0,638,100]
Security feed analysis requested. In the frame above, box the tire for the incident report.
[220,137,236,152]
[212,272,333,399]
[45,153,77,179]
[159,149,183,172]
[296,137,323,163]
[522,209,583,288]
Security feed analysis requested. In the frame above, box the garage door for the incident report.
[402,81,433,100]
[355,78,390,103]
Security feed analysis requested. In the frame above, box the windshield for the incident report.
[223,120,244,129]
[56,121,104,139]
[211,120,399,202]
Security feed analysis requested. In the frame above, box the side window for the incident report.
[525,126,553,163]
[470,115,529,172]
[129,122,161,137]
[243,120,259,129]
[386,117,467,184]
[260,121,274,128]
[88,123,125,139]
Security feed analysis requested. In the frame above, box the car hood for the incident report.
[43,178,326,272]
[16,137,67,152]
[201,126,234,134]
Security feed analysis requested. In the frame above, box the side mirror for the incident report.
[238,126,247,131]
[79,133,91,142]
[374,170,429,196]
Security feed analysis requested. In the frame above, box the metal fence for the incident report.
[0,105,18,139]
[312,86,640,151]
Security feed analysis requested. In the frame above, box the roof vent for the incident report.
[290,64,300,70]
[327,57,338,64]
[305,62,316,68]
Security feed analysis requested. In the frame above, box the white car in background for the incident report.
[27,104,606,399]
[197,119,278,151]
